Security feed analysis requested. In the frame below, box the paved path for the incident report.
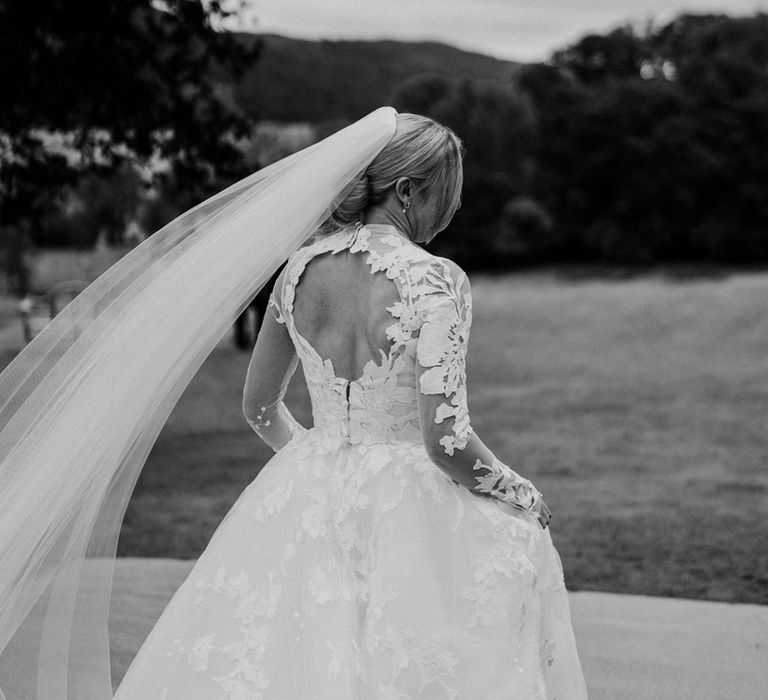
[110,558,768,699]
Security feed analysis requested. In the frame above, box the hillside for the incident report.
[229,33,522,122]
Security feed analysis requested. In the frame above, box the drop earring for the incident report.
[402,200,410,215]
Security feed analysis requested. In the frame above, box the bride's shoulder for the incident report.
[416,250,469,288]
[404,251,471,316]
[431,254,465,278]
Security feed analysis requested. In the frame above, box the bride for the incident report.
[0,108,587,699]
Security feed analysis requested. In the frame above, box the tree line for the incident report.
[2,6,766,294]
[401,13,768,267]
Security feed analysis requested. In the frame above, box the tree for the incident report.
[40,164,145,248]
[552,25,652,83]
[651,13,768,259]
[494,196,555,263]
[0,0,260,291]
[517,12,768,264]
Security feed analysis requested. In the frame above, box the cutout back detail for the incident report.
[282,225,413,386]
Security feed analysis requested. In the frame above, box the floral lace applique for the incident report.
[325,640,364,682]
[471,456,543,513]
[267,291,285,324]
[245,405,271,432]
[348,351,419,445]
[247,478,294,522]
[540,636,556,668]
[415,261,473,455]
[363,234,413,281]
[458,494,540,632]
[411,456,454,506]
[371,622,460,699]
[461,538,538,628]
[348,223,371,253]
[245,402,306,451]
[386,299,425,348]
[173,566,282,698]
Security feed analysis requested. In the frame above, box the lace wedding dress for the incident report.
[114,223,587,699]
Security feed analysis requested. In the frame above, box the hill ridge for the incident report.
[228,32,522,122]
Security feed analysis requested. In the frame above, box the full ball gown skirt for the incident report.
[114,433,586,700]
[114,225,588,699]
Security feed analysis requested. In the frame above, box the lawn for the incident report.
[3,272,767,604]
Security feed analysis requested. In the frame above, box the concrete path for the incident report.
[110,558,768,699]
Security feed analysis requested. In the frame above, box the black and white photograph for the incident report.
[1,1,767,698]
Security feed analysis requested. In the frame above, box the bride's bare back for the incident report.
[291,246,401,383]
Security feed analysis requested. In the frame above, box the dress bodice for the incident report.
[271,223,462,452]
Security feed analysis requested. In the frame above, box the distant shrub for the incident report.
[493,197,556,264]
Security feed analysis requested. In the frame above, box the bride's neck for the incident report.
[363,203,413,241]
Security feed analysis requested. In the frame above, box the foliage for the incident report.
[31,164,145,248]
[0,0,260,290]
[4,10,768,272]
[518,13,768,264]
[494,196,556,262]
[551,24,654,83]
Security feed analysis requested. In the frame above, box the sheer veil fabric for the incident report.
[0,107,398,699]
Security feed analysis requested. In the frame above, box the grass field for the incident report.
[2,272,767,605]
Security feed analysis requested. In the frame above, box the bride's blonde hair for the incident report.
[322,112,464,235]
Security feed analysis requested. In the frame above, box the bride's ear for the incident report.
[394,177,413,208]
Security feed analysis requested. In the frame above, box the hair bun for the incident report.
[320,112,463,236]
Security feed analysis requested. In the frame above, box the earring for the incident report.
[402,200,410,215]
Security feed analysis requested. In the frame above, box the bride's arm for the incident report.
[414,259,546,520]
[242,271,307,451]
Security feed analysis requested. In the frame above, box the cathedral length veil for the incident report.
[0,107,397,700]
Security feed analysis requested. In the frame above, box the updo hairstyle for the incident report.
[323,112,464,234]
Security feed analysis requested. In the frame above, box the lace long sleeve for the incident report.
[242,273,307,452]
[414,259,543,515]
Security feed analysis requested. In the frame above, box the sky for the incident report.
[238,0,768,61]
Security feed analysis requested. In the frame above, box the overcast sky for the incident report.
[239,0,768,61]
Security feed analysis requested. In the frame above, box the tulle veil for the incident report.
[0,107,398,699]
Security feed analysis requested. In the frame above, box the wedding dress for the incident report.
[113,223,587,699]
